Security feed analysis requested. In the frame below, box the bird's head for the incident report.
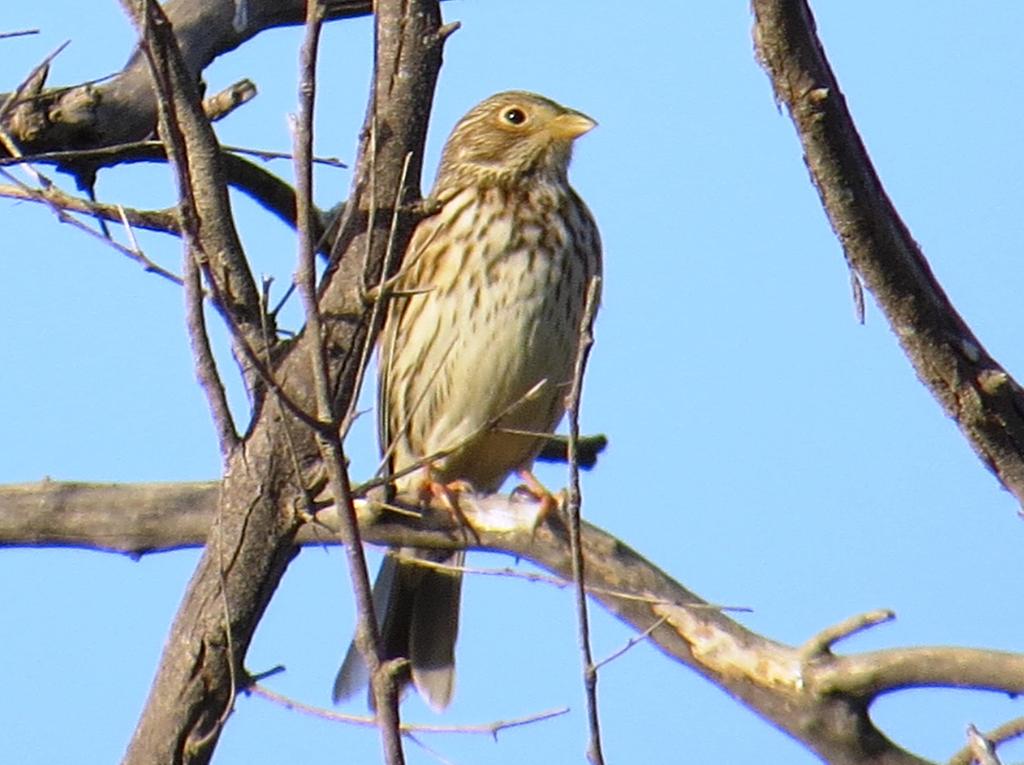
[433,91,596,191]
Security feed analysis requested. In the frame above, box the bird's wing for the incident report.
[376,202,456,477]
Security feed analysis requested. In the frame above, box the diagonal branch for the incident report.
[0,180,180,235]
[2,143,334,256]
[129,0,267,404]
[752,0,1024,506]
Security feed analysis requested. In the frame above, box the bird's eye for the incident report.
[502,107,528,126]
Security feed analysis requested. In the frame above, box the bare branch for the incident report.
[0,1,376,157]
[2,143,334,255]
[0,29,39,40]
[249,682,568,736]
[0,40,68,127]
[0,169,183,282]
[0,180,180,234]
[110,1,447,762]
[965,725,1002,765]
[131,0,244,453]
[752,0,1024,506]
[132,0,268,372]
[291,1,404,759]
[5,479,1023,765]
[203,78,256,121]
[800,608,895,659]
[535,433,608,469]
[565,276,605,765]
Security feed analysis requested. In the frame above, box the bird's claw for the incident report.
[419,477,480,542]
[512,469,564,532]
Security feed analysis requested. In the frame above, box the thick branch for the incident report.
[115,2,446,763]
[752,0,1024,504]
[1,0,373,157]
[5,479,1022,765]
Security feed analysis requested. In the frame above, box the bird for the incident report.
[333,90,602,711]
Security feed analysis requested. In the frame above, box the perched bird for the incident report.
[334,90,602,711]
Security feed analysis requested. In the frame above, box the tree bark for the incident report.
[117,1,447,762]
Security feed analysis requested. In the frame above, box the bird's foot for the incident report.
[419,477,480,541]
[512,469,564,531]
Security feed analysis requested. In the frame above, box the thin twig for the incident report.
[0,171,183,284]
[255,278,321,526]
[222,143,347,167]
[594,615,669,671]
[395,554,750,611]
[373,374,550,492]
[181,216,239,455]
[137,0,239,456]
[800,609,895,659]
[339,150,412,441]
[249,682,568,735]
[0,141,347,169]
[0,29,39,40]
[565,276,604,765]
[292,3,404,762]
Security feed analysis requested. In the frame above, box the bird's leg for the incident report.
[417,471,480,542]
[514,468,564,529]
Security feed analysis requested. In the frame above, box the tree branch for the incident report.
[111,1,446,762]
[2,143,332,256]
[565,277,605,765]
[752,0,1024,505]
[4,478,1021,765]
[291,2,404,760]
[0,0,374,158]
[130,0,267,406]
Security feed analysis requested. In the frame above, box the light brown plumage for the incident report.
[334,91,602,710]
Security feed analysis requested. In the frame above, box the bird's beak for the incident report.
[547,111,597,141]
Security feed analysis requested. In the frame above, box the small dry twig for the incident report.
[565,276,604,765]
[0,29,39,40]
[203,78,257,121]
[249,682,568,736]
[291,3,404,762]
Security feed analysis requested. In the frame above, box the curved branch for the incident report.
[4,479,1022,765]
[819,647,1024,698]
[752,0,1024,504]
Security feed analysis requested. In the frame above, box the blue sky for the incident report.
[2,2,1023,764]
